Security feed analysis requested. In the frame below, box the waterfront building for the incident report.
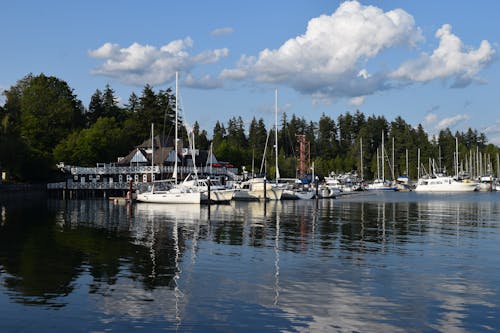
[51,136,238,193]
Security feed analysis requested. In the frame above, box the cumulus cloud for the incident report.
[424,112,470,134]
[349,96,365,106]
[89,38,228,88]
[482,120,500,134]
[391,24,494,86]
[436,114,469,130]
[482,121,500,144]
[425,112,439,125]
[87,0,495,103]
[210,27,234,37]
[219,1,494,104]
[222,0,423,101]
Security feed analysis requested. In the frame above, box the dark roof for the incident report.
[117,146,174,166]
[138,135,178,149]
[117,135,216,166]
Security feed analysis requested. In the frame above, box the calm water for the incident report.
[1,192,500,332]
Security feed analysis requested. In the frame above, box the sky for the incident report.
[1,0,499,144]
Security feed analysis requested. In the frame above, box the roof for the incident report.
[116,135,216,167]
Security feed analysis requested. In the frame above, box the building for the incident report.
[51,136,238,192]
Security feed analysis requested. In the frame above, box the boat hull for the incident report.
[233,188,283,201]
[136,191,201,204]
[414,178,478,192]
[201,189,236,203]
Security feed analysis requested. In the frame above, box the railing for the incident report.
[47,181,134,190]
[66,164,238,176]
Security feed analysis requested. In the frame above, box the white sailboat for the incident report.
[234,89,284,201]
[182,175,235,203]
[136,72,201,204]
[366,131,397,191]
[232,177,284,201]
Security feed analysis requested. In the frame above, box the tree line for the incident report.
[1,73,499,183]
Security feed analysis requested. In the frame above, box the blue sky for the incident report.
[1,0,499,144]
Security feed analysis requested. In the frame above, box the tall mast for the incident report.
[417,148,421,179]
[497,153,499,179]
[360,137,363,180]
[151,123,154,181]
[275,89,280,183]
[392,136,395,181]
[381,131,385,181]
[406,148,409,177]
[173,71,179,183]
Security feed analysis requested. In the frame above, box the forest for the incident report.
[1,73,499,183]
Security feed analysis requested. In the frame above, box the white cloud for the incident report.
[436,114,469,130]
[424,112,470,135]
[224,0,422,100]
[482,121,500,145]
[88,42,121,58]
[349,96,365,106]
[425,112,438,125]
[210,27,234,37]
[357,69,371,79]
[391,24,494,86]
[89,38,228,87]
[482,120,500,134]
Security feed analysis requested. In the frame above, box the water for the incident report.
[1,192,499,332]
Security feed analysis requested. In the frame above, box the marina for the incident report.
[1,191,499,332]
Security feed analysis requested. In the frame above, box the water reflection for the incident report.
[0,193,498,331]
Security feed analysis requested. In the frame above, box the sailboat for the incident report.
[271,89,314,200]
[136,72,201,204]
[366,131,397,191]
[233,90,284,201]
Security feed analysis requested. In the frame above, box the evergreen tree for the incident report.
[212,121,226,147]
[86,89,104,126]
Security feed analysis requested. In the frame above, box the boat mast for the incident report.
[417,148,420,180]
[275,89,280,183]
[360,137,363,180]
[381,131,385,182]
[497,153,499,179]
[173,71,179,183]
[406,148,409,177]
[376,148,380,180]
[392,137,395,181]
[151,123,154,182]
[455,137,459,178]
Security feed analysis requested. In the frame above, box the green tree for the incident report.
[193,121,209,150]
[226,116,247,148]
[86,89,104,126]
[18,74,84,153]
[317,113,337,159]
[248,117,267,154]
[54,117,127,166]
[212,121,226,148]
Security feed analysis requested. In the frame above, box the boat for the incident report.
[136,180,201,203]
[414,137,478,192]
[324,172,364,192]
[414,173,478,192]
[232,177,284,201]
[273,178,315,200]
[182,176,235,203]
[366,178,398,191]
[476,175,497,192]
[136,72,202,204]
[366,132,397,191]
[233,90,284,202]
